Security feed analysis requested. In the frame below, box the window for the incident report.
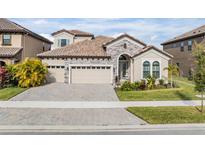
[180,42,184,51]
[152,61,160,78]
[188,40,192,51]
[143,61,150,78]
[58,39,69,47]
[2,34,11,45]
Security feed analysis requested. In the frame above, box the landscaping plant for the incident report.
[13,58,48,88]
[146,75,156,90]
[164,64,179,88]
[0,67,11,88]
[193,42,205,112]
[120,81,133,91]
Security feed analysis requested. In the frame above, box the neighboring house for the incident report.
[38,33,172,84]
[161,25,205,76]
[0,18,53,66]
[51,29,94,49]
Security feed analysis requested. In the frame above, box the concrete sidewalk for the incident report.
[0,100,202,108]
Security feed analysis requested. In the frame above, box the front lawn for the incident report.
[0,87,27,100]
[116,77,199,101]
[127,106,205,124]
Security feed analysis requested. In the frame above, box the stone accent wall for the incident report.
[106,38,144,77]
[64,58,112,83]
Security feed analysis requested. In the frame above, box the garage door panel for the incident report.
[71,66,112,84]
[48,68,65,82]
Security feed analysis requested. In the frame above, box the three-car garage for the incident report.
[47,64,113,84]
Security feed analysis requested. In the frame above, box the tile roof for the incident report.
[0,47,23,57]
[161,25,205,45]
[51,29,94,37]
[38,36,113,58]
[0,18,53,44]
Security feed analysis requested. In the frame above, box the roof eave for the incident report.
[161,33,205,45]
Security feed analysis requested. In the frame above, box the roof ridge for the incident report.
[161,24,205,45]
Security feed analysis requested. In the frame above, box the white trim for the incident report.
[68,64,113,84]
[141,59,162,80]
[116,52,132,77]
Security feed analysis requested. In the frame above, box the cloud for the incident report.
[33,19,48,25]
[40,33,54,42]
[9,18,205,47]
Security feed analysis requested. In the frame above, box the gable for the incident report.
[106,37,145,57]
[105,35,146,48]
[134,48,171,61]
[53,31,74,39]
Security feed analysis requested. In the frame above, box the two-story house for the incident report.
[161,25,205,76]
[0,18,53,66]
[51,29,94,49]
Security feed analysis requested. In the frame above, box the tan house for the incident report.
[38,33,172,84]
[51,29,94,49]
[161,25,205,76]
[0,18,53,66]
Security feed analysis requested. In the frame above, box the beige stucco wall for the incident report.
[52,32,74,49]
[22,34,51,60]
[41,58,65,66]
[0,33,22,47]
[133,49,169,81]
[74,36,92,43]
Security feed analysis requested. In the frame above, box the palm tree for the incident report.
[164,64,179,88]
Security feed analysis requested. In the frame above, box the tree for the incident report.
[14,58,48,88]
[164,64,179,88]
[193,42,205,112]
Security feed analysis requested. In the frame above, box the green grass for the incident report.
[0,87,27,100]
[127,106,205,124]
[116,77,199,101]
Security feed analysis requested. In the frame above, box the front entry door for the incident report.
[119,61,129,80]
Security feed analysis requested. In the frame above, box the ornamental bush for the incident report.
[120,81,133,91]
[14,58,48,88]
[0,67,11,88]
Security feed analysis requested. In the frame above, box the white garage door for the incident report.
[70,66,112,84]
[47,66,65,82]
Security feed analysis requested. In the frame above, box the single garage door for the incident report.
[47,66,65,82]
[70,66,112,84]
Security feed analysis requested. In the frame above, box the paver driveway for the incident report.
[0,108,146,125]
[10,83,119,101]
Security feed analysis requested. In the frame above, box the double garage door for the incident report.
[70,65,112,84]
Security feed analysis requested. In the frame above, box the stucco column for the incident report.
[130,58,134,82]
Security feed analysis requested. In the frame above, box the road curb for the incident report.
[0,124,205,132]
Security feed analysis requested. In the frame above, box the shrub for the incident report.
[139,79,146,90]
[14,58,48,88]
[158,79,164,86]
[131,81,141,90]
[5,64,18,86]
[188,68,193,81]
[146,75,156,90]
[120,81,133,91]
[0,67,11,88]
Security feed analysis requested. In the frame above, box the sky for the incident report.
[10,18,205,48]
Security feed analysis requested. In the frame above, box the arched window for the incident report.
[152,61,160,78]
[143,61,150,78]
